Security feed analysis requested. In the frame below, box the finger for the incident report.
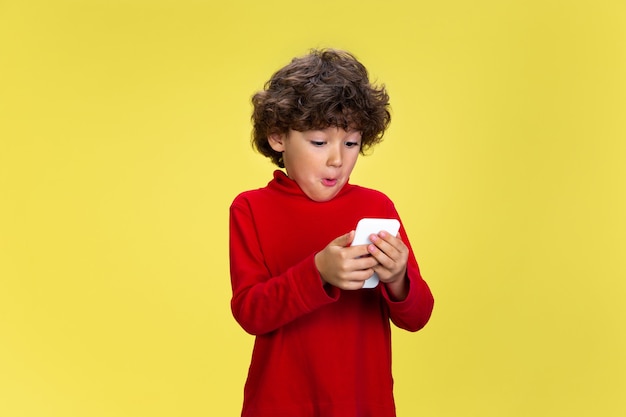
[346,268,377,284]
[367,244,393,271]
[368,235,400,261]
[350,254,379,271]
[335,268,375,290]
[372,231,408,257]
[377,230,404,247]
[344,243,372,259]
[342,279,368,291]
[367,237,406,273]
[329,230,355,248]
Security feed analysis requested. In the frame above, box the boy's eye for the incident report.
[345,142,360,148]
[311,141,326,146]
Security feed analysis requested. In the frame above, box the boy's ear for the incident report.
[268,133,286,152]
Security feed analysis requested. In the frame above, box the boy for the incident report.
[229,49,434,417]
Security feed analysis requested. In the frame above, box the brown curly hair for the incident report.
[251,49,391,167]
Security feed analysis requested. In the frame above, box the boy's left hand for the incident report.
[368,231,409,300]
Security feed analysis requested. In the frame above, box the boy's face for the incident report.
[269,127,362,202]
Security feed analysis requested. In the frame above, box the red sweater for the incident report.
[229,170,434,417]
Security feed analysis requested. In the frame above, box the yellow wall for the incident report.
[1,1,624,416]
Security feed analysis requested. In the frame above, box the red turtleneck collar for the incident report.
[267,170,353,201]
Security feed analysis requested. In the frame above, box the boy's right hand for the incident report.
[314,231,380,290]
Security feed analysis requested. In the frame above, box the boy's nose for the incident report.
[327,147,343,167]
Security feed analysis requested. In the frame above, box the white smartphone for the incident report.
[351,218,401,288]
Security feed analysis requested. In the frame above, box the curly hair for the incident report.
[251,49,391,167]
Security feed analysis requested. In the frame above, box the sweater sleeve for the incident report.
[380,262,434,332]
[380,210,434,332]
[229,197,340,336]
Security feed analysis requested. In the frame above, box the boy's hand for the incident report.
[367,231,410,300]
[314,231,380,290]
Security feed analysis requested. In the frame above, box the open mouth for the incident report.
[322,178,338,187]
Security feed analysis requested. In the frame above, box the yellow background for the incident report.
[1,0,624,416]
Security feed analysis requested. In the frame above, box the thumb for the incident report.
[330,230,355,247]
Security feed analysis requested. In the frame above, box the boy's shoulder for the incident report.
[230,185,270,207]
[229,172,284,208]
[344,182,395,204]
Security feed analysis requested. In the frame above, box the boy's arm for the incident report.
[229,199,339,336]
[379,222,434,332]
[381,271,434,332]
